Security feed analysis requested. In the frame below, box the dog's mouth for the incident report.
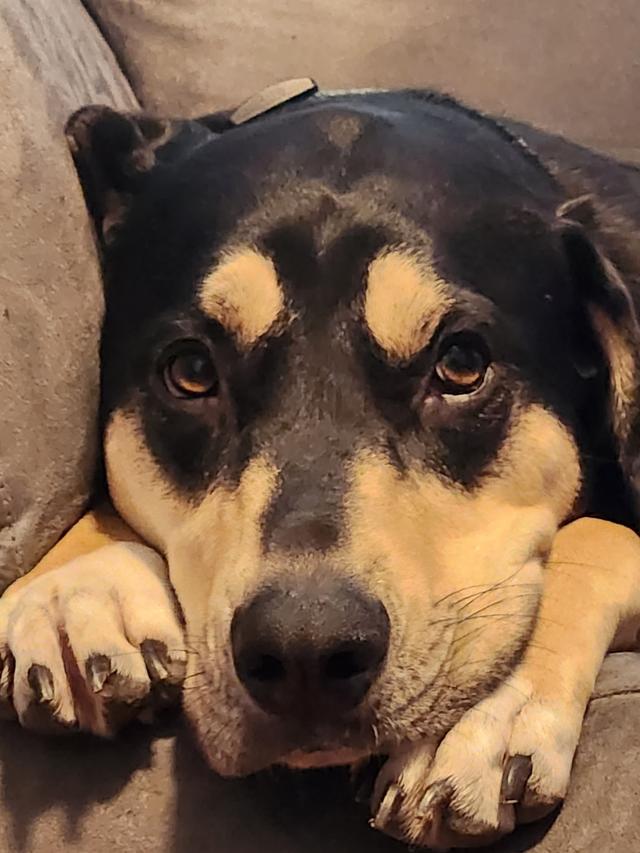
[186,641,521,777]
[282,745,372,769]
[263,711,380,769]
[186,678,382,776]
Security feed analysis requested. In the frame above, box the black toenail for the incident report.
[27,664,55,703]
[86,654,111,692]
[141,640,170,681]
[501,754,533,803]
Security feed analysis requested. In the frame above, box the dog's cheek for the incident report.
[104,410,190,552]
[114,448,281,778]
[167,457,280,638]
[105,410,279,620]
[342,405,580,727]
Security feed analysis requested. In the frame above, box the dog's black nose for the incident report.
[231,577,390,717]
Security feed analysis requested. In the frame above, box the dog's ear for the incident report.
[558,195,640,478]
[65,106,216,246]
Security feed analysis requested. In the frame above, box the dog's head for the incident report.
[67,89,640,775]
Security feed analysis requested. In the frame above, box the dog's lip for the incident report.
[282,745,371,769]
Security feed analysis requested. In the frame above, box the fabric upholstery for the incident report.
[0,0,137,586]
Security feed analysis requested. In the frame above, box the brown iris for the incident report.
[435,342,489,394]
[164,345,218,398]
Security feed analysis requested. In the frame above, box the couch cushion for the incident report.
[0,0,138,586]
[85,0,640,162]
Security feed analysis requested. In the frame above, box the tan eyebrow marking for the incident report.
[363,251,454,361]
[198,248,285,347]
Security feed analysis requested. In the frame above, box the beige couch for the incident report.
[1,1,640,850]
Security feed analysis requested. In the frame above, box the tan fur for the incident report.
[104,410,279,632]
[198,248,285,347]
[364,250,454,361]
[517,517,640,706]
[104,411,189,552]
[166,455,279,633]
[343,405,580,713]
[590,304,637,441]
[374,517,640,846]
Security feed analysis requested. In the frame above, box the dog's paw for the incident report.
[0,543,186,736]
[370,678,583,849]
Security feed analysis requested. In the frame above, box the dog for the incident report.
[2,81,640,849]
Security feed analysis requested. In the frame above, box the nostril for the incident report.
[324,643,380,682]
[240,653,286,683]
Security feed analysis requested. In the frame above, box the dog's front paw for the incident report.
[0,543,186,736]
[370,679,583,849]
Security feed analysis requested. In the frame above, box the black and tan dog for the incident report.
[2,82,640,848]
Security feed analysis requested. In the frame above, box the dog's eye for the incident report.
[164,346,218,398]
[434,338,490,395]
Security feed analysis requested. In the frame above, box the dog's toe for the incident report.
[371,738,514,849]
[140,639,187,704]
[7,596,78,731]
[507,698,580,823]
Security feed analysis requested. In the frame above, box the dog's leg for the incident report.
[371,517,640,849]
[7,503,143,591]
[0,505,185,735]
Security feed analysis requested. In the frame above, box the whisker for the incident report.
[529,613,579,630]
[431,567,526,609]
[449,615,530,649]
[427,586,540,629]
[182,670,207,682]
[430,564,528,608]
[544,559,611,569]
[429,585,539,627]
[523,641,560,656]
[457,592,538,621]
[105,648,192,659]
[447,582,538,616]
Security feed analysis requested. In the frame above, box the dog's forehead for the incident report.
[185,95,558,218]
[106,93,571,349]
